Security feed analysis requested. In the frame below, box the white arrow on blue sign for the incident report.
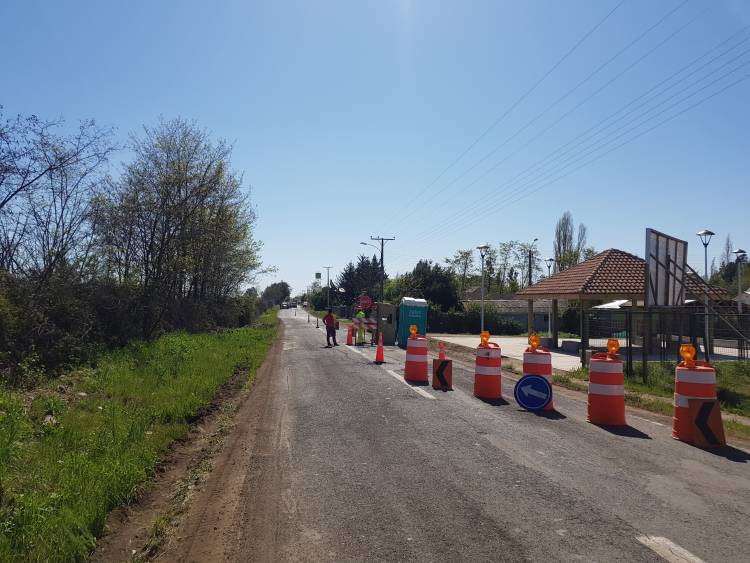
[513,374,552,411]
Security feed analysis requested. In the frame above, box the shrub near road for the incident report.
[0,309,278,562]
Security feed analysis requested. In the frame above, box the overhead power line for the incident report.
[418,60,750,246]
[413,2,708,224]
[403,0,691,225]
[409,25,750,241]
[381,0,626,231]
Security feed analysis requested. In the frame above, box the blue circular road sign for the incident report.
[514,374,552,411]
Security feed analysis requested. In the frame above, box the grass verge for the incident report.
[0,308,278,562]
[557,361,750,440]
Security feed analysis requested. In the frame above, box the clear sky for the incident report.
[2,0,748,294]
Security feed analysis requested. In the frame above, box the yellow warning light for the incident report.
[607,338,620,358]
[529,333,540,352]
[480,330,490,346]
[680,343,696,368]
[409,324,417,338]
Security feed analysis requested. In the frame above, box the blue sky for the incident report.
[2,0,749,294]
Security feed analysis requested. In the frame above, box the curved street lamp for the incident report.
[696,229,715,361]
[477,244,490,333]
[734,248,747,314]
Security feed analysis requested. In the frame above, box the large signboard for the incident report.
[644,228,688,307]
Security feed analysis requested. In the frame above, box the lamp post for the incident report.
[362,237,395,342]
[696,229,715,361]
[734,248,747,314]
[545,258,555,335]
[477,244,490,333]
[544,258,555,278]
[324,266,332,309]
[528,238,539,287]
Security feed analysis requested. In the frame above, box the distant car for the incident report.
[280,302,289,309]
[291,302,297,308]
[303,301,309,307]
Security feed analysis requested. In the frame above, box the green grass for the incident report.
[563,361,750,435]
[0,308,278,562]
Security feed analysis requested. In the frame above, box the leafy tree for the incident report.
[496,241,517,293]
[482,247,498,292]
[410,260,460,312]
[261,281,291,305]
[553,211,590,271]
[335,254,384,303]
[445,249,474,297]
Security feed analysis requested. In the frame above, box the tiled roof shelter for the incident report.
[515,249,731,359]
[517,248,728,302]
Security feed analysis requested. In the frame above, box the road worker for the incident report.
[323,308,338,347]
[355,307,365,345]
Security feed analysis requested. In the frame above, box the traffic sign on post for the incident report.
[514,374,552,411]
[358,295,372,309]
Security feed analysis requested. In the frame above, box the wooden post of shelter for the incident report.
[551,299,559,349]
[527,299,534,336]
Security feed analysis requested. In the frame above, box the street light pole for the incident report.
[324,266,331,310]
[477,245,490,333]
[364,237,395,342]
[545,258,555,335]
[528,238,539,287]
[734,248,747,314]
[696,229,715,361]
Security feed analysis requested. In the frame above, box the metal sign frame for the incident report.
[644,228,688,308]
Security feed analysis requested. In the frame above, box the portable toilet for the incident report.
[398,297,429,348]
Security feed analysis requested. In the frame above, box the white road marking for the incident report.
[386,370,436,400]
[636,536,705,563]
[630,415,666,427]
[338,345,435,400]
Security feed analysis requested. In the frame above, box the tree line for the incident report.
[443,211,594,298]
[297,210,595,315]
[0,109,269,385]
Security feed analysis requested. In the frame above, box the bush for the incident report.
[0,309,278,561]
[427,304,524,335]
[0,274,265,388]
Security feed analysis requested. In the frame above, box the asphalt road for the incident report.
[174,309,750,562]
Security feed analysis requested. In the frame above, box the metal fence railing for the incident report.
[585,308,749,375]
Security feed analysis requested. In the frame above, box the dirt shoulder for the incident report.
[93,325,284,562]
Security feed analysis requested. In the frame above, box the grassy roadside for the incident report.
[0,308,279,562]
[553,361,750,440]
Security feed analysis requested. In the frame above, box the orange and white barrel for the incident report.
[404,335,429,382]
[587,352,625,426]
[474,343,502,399]
[672,361,716,443]
[523,347,553,411]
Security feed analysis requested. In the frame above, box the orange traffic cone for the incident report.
[438,342,446,360]
[346,325,353,346]
[374,332,384,364]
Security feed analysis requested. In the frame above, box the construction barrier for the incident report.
[523,337,553,411]
[587,339,625,426]
[352,317,377,345]
[432,359,452,391]
[374,332,384,364]
[474,331,502,399]
[672,344,724,445]
[404,331,429,383]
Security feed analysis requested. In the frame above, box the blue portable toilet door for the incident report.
[398,297,429,347]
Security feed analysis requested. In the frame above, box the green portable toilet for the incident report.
[398,297,429,348]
